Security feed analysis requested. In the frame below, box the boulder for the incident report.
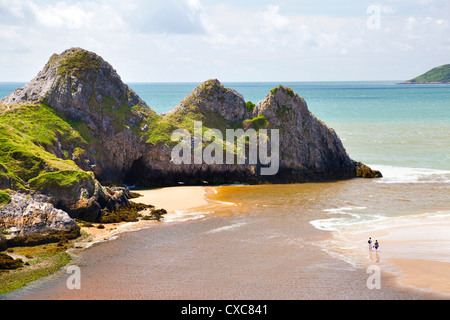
[0,193,78,236]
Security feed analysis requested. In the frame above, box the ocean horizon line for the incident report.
[0,80,406,85]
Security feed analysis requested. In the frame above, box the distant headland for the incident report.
[400,64,450,84]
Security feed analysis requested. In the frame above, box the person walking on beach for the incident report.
[374,240,379,251]
[368,237,372,251]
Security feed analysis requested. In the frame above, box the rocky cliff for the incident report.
[252,85,357,181]
[127,80,381,186]
[0,48,381,244]
[1,47,154,184]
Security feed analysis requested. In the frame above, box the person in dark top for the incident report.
[374,240,379,251]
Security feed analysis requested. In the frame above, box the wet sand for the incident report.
[3,183,449,300]
[128,185,450,298]
[340,218,450,297]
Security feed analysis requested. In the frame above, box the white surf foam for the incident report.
[370,164,450,184]
[163,209,207,223]
[206,222,247,234]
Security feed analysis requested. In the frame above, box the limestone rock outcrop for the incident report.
[0,48,382,242]
[1,47,153,185]
[252,85,357,181]
[1,48,381,188]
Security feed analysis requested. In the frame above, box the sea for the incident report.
[1,81,450,300]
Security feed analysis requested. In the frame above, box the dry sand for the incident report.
[388,258,450,295]
[78,186,210,246]
[129,186,210,213]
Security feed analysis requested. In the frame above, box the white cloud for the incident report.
[29,2,95,30]
[262,5,290,31]
[0,0,449,82]
[119,0,207,35]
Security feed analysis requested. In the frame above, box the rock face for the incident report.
[1,47,148,112]
[128,82,381,186]
[1,48,380,188]
[1,47,153,185]
[252,86,358,181]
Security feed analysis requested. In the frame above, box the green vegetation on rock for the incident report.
[270,85,296,98]
[57,49,101,78]
[0,243,72,295]
[28,170,94,194]
[0,191,11,206]
[241,115,270,132]
[0,103,87,148]
[245,101,256,113]
[404,64,450,83]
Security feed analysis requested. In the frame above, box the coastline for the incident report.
[399,82,450,84]
[3,184,449,299]
[79,185,450,299]
[1,186,212,297]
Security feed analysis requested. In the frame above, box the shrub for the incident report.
[245,101,256,114]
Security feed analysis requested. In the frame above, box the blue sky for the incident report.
[0,0,449,82]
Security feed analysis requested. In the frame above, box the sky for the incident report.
[0,0,449,82]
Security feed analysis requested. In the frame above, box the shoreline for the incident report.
[3,184,449,299]
[339,215,450,298]
[79,185,450,299]
[76,186,213,247]
[1,186,212,297]
[85,184,450,299]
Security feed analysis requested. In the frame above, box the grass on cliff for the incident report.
[0,103,93,192]
[245,101,256,114]
[240,115,270,132]
[28,170,95,195]
[0,190,11,206]
[0,123,83,190]
[144,103,232,145]
[270,85,296,98]
[57,49,101,78]
[0,103,87,150]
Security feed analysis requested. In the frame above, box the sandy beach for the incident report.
[3,183,448,300]
[129,186,211,213]
[82,184,450,298]
[80,184,450,299]
[78,186,211,246]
